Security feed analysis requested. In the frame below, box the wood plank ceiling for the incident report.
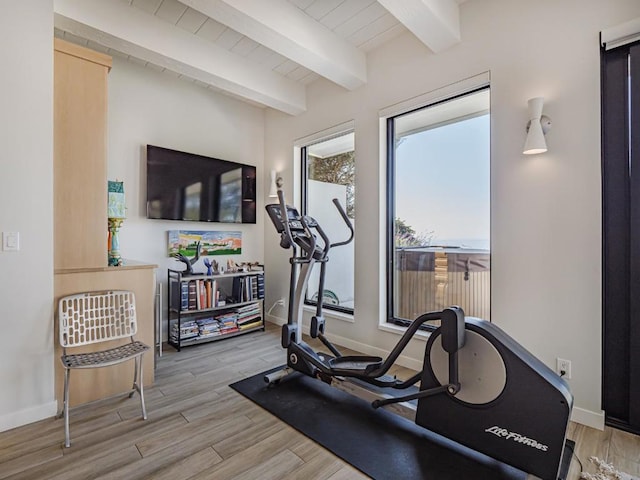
[53,0,467,115]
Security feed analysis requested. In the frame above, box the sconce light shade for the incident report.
[523,97,551,155]
[268,170,278,197]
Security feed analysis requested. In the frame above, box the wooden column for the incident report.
[54,39,111,270]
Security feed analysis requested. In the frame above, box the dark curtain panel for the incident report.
[602,40,640,433]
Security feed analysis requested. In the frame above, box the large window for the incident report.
[387,88,490,328]
[302,131,355,314]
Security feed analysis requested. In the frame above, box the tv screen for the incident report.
[146,145,256,224]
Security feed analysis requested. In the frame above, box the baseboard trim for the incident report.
[266,315,287,326]
[571,406,605,430]
[0,401,57,432]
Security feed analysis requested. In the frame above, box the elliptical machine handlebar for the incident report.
[274,189,351,261]
[276,189,297,251]
[276,189,321,261]
[330,198,354,248]
[311,216,331,257]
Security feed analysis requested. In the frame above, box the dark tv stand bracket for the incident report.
[167,268,265,351]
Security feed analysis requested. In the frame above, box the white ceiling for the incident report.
[53,0,468,115]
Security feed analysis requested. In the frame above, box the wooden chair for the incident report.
[58,290,149,447]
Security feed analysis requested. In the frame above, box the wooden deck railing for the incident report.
[395,248,491,324]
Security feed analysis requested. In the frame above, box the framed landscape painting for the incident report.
[168,230,242,256]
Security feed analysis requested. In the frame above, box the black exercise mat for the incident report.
[230,367,532,480]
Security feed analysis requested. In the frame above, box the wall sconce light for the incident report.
[523,97,552,155]
[268,170,281,197]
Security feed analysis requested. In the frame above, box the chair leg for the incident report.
[129,354,139,398]
[138,355,147,420]
[63,368,71,448]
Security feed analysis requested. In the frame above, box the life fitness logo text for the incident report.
[485,426,549,452]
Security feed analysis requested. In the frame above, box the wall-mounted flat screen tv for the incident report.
[146,145,256,224]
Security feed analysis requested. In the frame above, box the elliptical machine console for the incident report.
[266,190,573,480]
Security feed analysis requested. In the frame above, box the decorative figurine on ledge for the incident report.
[203,258,214,276]
[107,218,124,267]
[227,259,238,273]
[214,259,223,274]
[240,261,261,272]
[107,180,126,267]
[171,241,201,275]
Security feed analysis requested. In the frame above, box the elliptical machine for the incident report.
[265,190,573,480]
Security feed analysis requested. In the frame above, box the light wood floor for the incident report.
[1,322,639,480]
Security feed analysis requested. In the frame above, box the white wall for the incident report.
[0,1,57,430]
[264,0,640,428]
[107,57,266,327]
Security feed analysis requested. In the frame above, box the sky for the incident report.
[395,114,490,249]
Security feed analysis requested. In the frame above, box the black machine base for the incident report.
[419,318,573,480]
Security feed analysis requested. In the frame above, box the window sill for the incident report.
[303,305,354,323]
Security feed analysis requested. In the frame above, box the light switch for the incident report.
[2,232,19,251]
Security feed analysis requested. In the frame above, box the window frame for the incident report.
[300,133,356,316]
[385,86,491,330]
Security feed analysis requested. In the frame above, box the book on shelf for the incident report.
[236,303,260,313]
[205,280,212,309]
[187,281,197,310]
[237,314,261,326]
[216,313,238,325]
[256,274,265,299]
[197,316,221,337]
[237,303,260,312]
[239,319,262,330]
[221,326,239,335]
[231,274,265,303]
[211,279,218,307]
[200,280,207,310]
[199,330,222,339]
[196,316,216,326]
[245,277,251,302]
[180,282,189,310]
[251,276,258,300]
[232,276,243,303]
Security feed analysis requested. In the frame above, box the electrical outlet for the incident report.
[266,298,287,317]
[2,232,19,251]
[556,358,572,379]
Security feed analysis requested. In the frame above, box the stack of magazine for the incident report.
[196,317,221,338]
[171,304,262,342]
[170,319,199,342]
[236,304,262,330]
[216,312,239,335]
